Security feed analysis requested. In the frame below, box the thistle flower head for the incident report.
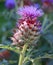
[11,6,44,46]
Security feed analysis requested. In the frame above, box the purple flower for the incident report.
[17,6,44,18]
[5,0,16,9]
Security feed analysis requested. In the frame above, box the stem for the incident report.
[18,44,28,65]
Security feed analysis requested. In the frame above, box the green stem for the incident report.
[18,44,28,65]
[0,45,20,54]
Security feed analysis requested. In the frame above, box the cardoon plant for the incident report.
[0,0,53,65]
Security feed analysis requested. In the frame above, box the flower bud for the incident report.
[5,0,15,10]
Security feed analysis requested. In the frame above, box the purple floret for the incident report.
[17,6,44,18]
